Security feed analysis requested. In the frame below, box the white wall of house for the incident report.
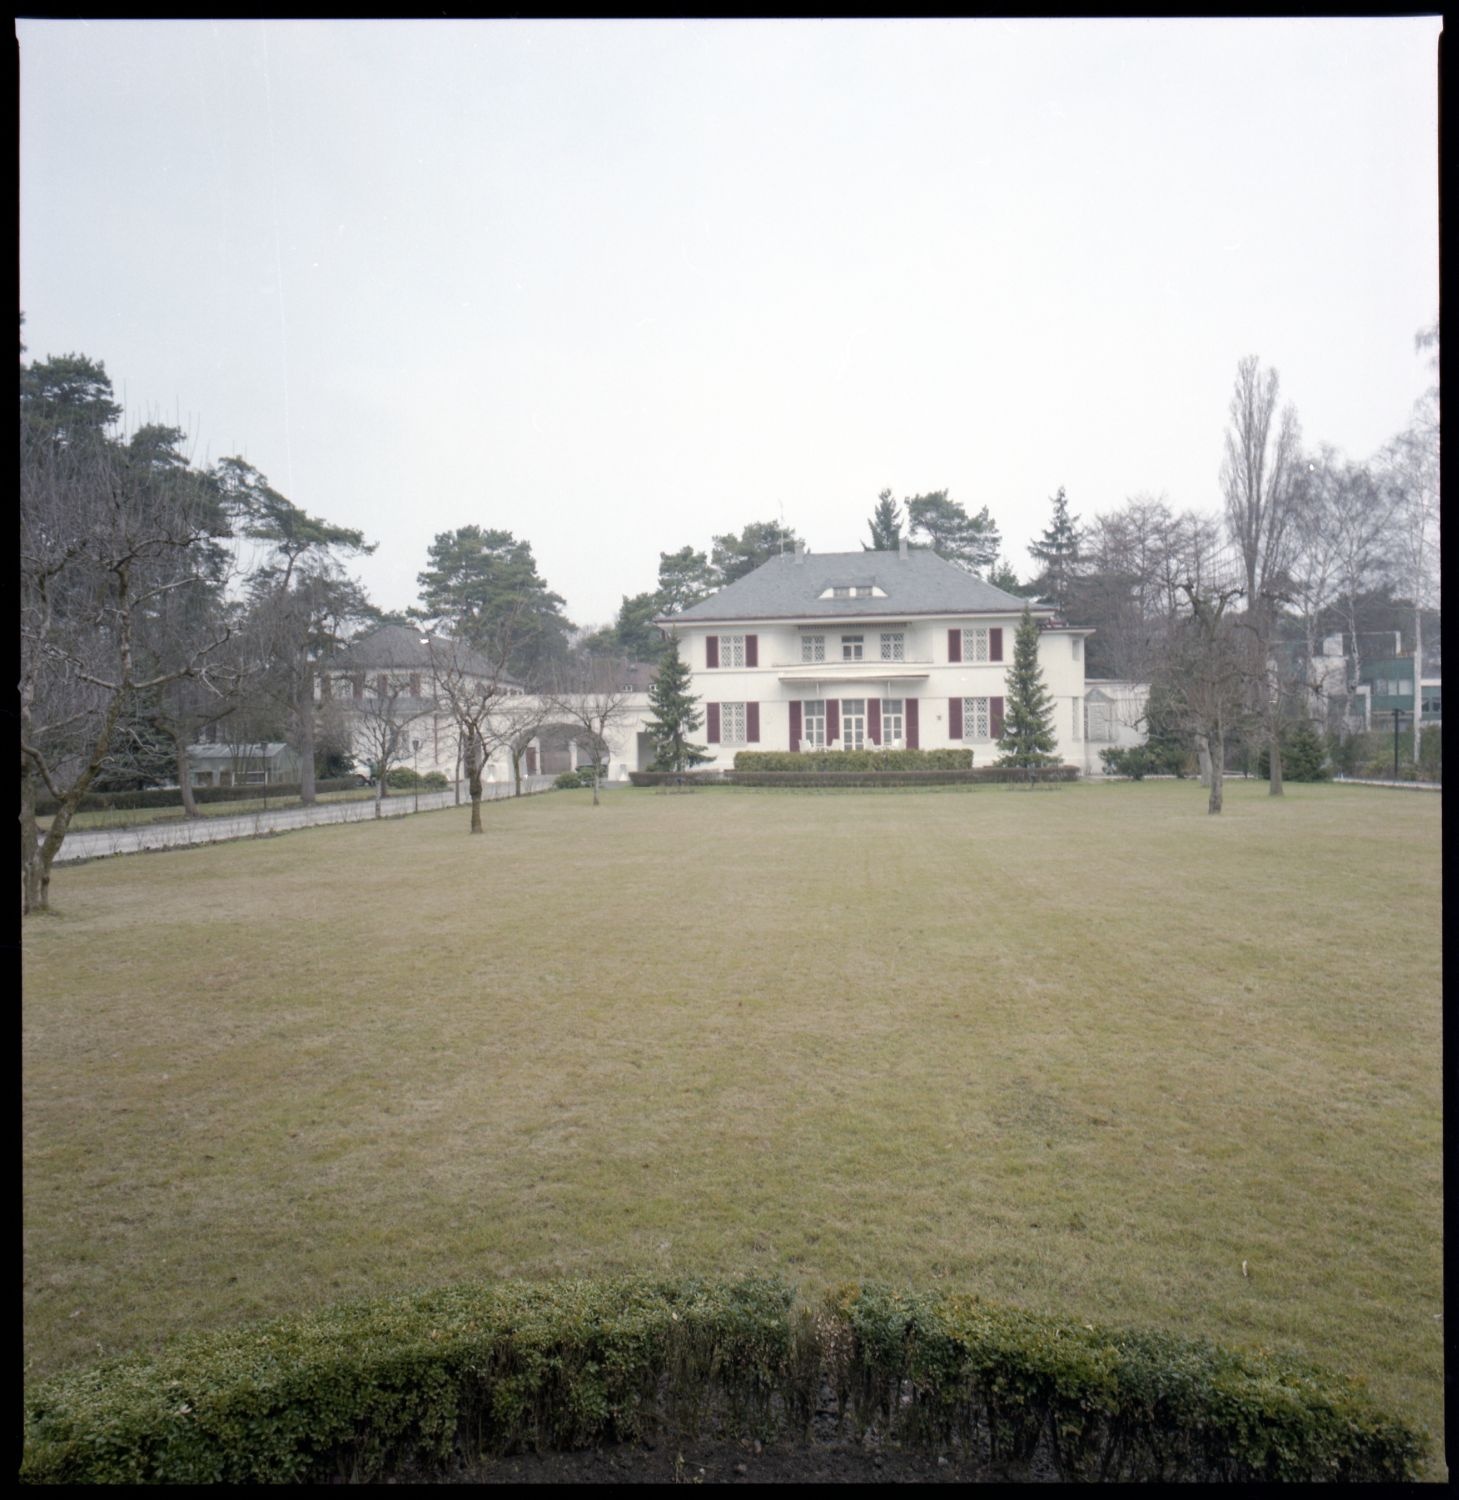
[679,617,1089,768]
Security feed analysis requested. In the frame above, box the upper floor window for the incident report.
[880,632,904,662]
[962,628,990,663]
[802,635,826,663]
[842,635,865,661]
[826,584,880,599]
[719,635,746,668]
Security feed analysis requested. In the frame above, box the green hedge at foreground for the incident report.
[735,748,973,771]
[21,1277,1426,1484]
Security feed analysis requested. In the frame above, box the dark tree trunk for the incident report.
[175,736,200,819]
[297,668,317,805]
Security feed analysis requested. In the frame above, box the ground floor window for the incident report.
[802,700,826,748]
[721,702,747,744]
[842,699,866,750]
[192,770,214,787]
[963,697,991,740]
[240,771,268,785]
[882,698,904,745]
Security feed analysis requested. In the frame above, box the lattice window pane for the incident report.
[722,702,746,743]
[963,628,990,663]
[880,632,904,661]
[802,635,825,663]
[964,697,990,739]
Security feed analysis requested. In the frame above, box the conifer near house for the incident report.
[996,606,1060,769]
[645,634,710,772]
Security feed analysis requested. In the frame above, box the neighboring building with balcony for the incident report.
[656,541,1090,767]
[1360,656,1442,729]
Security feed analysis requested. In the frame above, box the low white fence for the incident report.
[1330,775,1442,792]
[53,776,559,864]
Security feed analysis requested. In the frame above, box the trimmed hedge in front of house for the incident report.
[727,766,1079,787]
[35,778,365,817]
[735,749,974,772]
[20,1277,1426,1484]
[627,770,727,787]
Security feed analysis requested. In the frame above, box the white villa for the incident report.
[318,547,1120,783]
[656,540,1091,768]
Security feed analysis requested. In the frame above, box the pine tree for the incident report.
[996,607,1060,769]
[644,634,710,771]
[1027,486,1082,615]
[863,489,903,550]
[987,557,1024,596]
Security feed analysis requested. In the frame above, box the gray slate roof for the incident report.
[333,624,514,684]
[660,549,1044,624]
[188,742,296,761]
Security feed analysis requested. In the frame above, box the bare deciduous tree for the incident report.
[546,655,640,807]
[1160,577,1248,815]
[354,674,437,816]
[21,411,232,913]
[1380,324,1440,760]
[424,630,516,834]
[1221,356,1302,795]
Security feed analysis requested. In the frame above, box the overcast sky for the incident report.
[18,18,1441,630]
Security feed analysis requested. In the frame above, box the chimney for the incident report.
[899,536,909,561]
[794,539,806,565]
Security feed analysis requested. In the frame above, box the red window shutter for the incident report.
[906,698,919,749]
[991,696,1005,739]
[826,700,840,743]
[990,628,1003,662]
[746,634,758,667]
[949,697,963,739]
[747,702,760,742]
[948,628,962,663]
[867,699,881,744]
[789,700,802,750]
[706,636,719,669]
[707,702,720,742]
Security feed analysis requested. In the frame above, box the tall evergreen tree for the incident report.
[987,557,1024,596]
[644,635,710,771]
[656,546,718,613]
[1027,486,1083,614]
[996,607,1060,769]
[905,490,1001,572]
[863,489,903,550]
[415,525,571,682]
[710,520,799,585]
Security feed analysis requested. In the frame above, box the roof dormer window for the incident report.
[819,583,886,600]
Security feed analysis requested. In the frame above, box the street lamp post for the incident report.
[412,738,421,812]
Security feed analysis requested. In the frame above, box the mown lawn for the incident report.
[22,780,1444,1468]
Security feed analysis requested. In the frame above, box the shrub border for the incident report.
[21,1277,1426,1484]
